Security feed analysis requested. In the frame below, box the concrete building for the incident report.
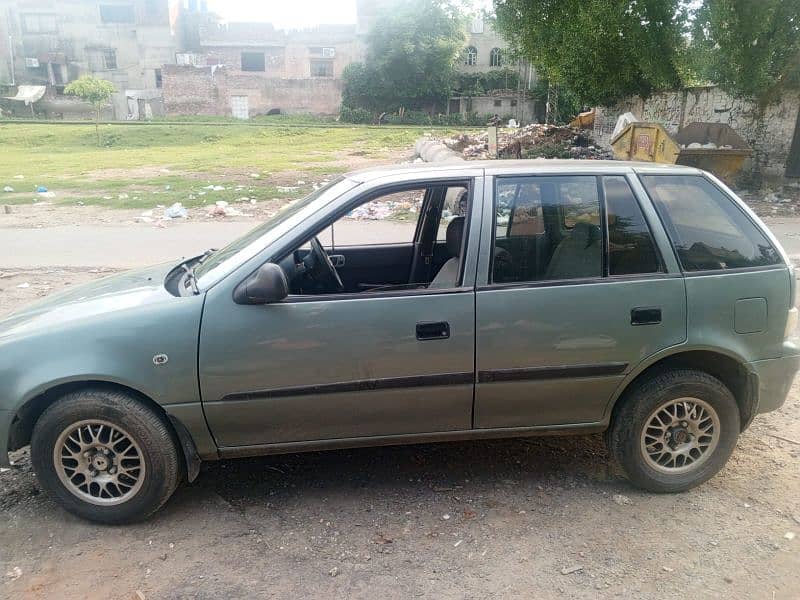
[163,4,537,122]
[0,0,174,119]
[448,17,538,123]
[164,0,367,118]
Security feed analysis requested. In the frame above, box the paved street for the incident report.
[3,215,800,270]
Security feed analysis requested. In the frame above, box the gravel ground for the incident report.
[0,268,799,599]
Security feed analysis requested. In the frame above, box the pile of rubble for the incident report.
[440,124,612,161]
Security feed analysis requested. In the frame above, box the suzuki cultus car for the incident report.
[1,160,797,523]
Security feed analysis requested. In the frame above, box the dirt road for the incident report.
[1,204,799,600]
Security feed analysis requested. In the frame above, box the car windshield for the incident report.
[194,177,358,289]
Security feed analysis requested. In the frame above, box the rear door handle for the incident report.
[631,307,662,325]
[416,321,450,340]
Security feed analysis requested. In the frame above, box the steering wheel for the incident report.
[310,236,344,293]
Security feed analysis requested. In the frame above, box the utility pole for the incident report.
[545,82,559,125]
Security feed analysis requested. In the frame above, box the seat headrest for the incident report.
[571,221,601,248]
[446,216,465,257]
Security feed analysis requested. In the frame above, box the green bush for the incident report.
[339,106,374,124]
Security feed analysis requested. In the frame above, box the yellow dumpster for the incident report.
[611,122,681,164]
[610,121,752,183]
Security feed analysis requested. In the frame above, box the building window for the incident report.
[470,17,484,34]
[309,47,336,58]
[494,99,502,107]
[155,68,162,88]
[490,48,503,67]
[241,52,266,72]
[465,46,477,66]
[510,99,517,107]
[103,50,117,70]
[89,49,117,71]
[310,59,333,77]
[99,4,135,23]
[22,14,57,33]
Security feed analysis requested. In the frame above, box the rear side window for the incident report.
[493,176,601,283]
[603,176,660,275]
[641,175,781,271]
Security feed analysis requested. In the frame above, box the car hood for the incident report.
[0,262,181,340]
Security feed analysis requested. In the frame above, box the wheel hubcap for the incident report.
[53,420,145,506]
[640,397,721,474]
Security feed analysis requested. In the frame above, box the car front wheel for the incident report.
[31,387,181,524]
[607,369,740,493]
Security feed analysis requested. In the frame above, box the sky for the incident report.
[203,0,493,29]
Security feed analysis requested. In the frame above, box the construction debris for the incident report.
[439,124,612,161]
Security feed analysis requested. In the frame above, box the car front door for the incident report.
[199,175,483,449]
[474,171,687,428]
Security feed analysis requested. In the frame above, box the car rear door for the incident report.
[473,170,687,428]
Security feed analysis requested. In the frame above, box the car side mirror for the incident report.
[233,263,289,305]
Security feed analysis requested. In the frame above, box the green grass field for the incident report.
[0,121,440,209]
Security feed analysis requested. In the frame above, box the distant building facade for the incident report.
[163,17,363,117]
[164,4,537,121]
[0,0,174,119]
[449,17,538,123]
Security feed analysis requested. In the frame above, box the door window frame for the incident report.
[478,172,676,290]
[266,177,482,302]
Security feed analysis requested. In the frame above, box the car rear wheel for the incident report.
[31,388,181,524]
[606,369,740,493]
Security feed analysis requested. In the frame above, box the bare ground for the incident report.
[0,268,799,599]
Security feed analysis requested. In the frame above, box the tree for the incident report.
[64,76,116,145]
[494,0,687,106]
[341,0,466,114]
[689,0,800,108]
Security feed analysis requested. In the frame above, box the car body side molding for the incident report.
[478,362,628,383]
[214,371,475,403]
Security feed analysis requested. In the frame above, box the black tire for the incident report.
[31,387,181,524]
[606,369,740,493]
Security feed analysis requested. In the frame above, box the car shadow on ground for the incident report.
[171,434,624,514]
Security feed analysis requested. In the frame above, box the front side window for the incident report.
[490,47,503,67]
[641,175,781,271]
[493,176,601,283]
[604,176,660,275]
[329,189,425,247]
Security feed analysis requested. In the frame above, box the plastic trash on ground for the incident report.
[164,202,188,219]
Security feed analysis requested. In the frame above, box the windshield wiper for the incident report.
[180,249,217,295]
[198,248,217,263]
[181,263,199,295]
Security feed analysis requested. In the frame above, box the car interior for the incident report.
[275,183,472,295]
[492,177,602,283]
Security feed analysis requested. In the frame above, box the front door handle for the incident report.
[328,254,345,268]
[631,307,662,325]
[416,321,450,340]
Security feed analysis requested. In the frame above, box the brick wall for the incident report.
[162,64,343,117]
[593,86,800,180]
[162,64,228,116]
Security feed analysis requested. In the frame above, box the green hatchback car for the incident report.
[1,160,798,523]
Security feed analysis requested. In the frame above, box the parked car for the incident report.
[1,160,798,523]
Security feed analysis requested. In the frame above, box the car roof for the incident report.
[345,159,702,183]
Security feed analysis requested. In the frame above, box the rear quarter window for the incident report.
[641,175,781,272]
